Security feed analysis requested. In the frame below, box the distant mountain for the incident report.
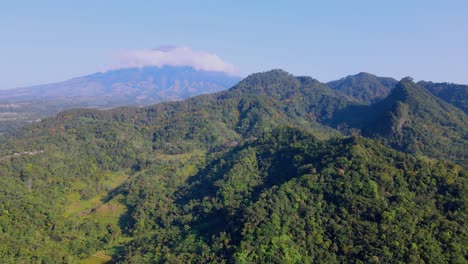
[0,66,241,134]
[327,72,398,104]
[0,66,241,105]
[332,77,467,164]
[418,81,468,113]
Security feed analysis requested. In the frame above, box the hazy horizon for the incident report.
[2,65,459,92]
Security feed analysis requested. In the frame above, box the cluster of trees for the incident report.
[333,78,467,166]
[418,81,468,114]
[116,127,466,263]
[326,72,398,104]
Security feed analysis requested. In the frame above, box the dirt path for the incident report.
[0,150,44,161]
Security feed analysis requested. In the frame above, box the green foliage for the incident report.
[115,128,467,263]
[418,81,468,113]
[326,72,398,104]
[333,78,467,166]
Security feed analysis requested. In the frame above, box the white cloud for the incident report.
[110,46,239,75]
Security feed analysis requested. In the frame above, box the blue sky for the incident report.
[0,0,467,89]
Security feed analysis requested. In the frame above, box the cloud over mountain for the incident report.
[111,46,239,75]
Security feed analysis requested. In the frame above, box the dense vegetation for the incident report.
[418,81,468,113]
[0,70,466,263]
[326,72,397,104]
[332,78,467,166]
[116,127,466,263]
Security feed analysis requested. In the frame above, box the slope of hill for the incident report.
[418,81,468,113]
[0,66,241,134]
[327,72,398,104]
[332,78,467,165]
[119,127,466,263]
[0,125,465,263]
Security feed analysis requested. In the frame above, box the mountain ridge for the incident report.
[332,77,467,165]
[326,72,398,104]
[5,69,466,166]
[418,81,468,113]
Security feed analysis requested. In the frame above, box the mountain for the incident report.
[3,70,465,164]
[0,66,241,104]
[0,66,241,134]
[332,77,467,165]
[327,72,398,104]
[418,81,468,113]
[0,70,466,263]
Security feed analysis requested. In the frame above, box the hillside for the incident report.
[418,81,468,113]
[0,126,465,263]
[327,72,398,104]
[118,127,466,263]
[332,78,467,165]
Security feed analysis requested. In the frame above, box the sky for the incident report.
[0,0,467,89]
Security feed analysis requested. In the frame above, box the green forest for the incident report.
[0,70,466,263]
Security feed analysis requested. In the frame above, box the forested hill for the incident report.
[326,72,398,104]
[119,127,466,263]
[325,73,467,112]
[3,69,466,166]
[4,70,467,165]
[332,77,467,166]
[0,125,465,263]
[0,70,466,263]
[418,81,468,113]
